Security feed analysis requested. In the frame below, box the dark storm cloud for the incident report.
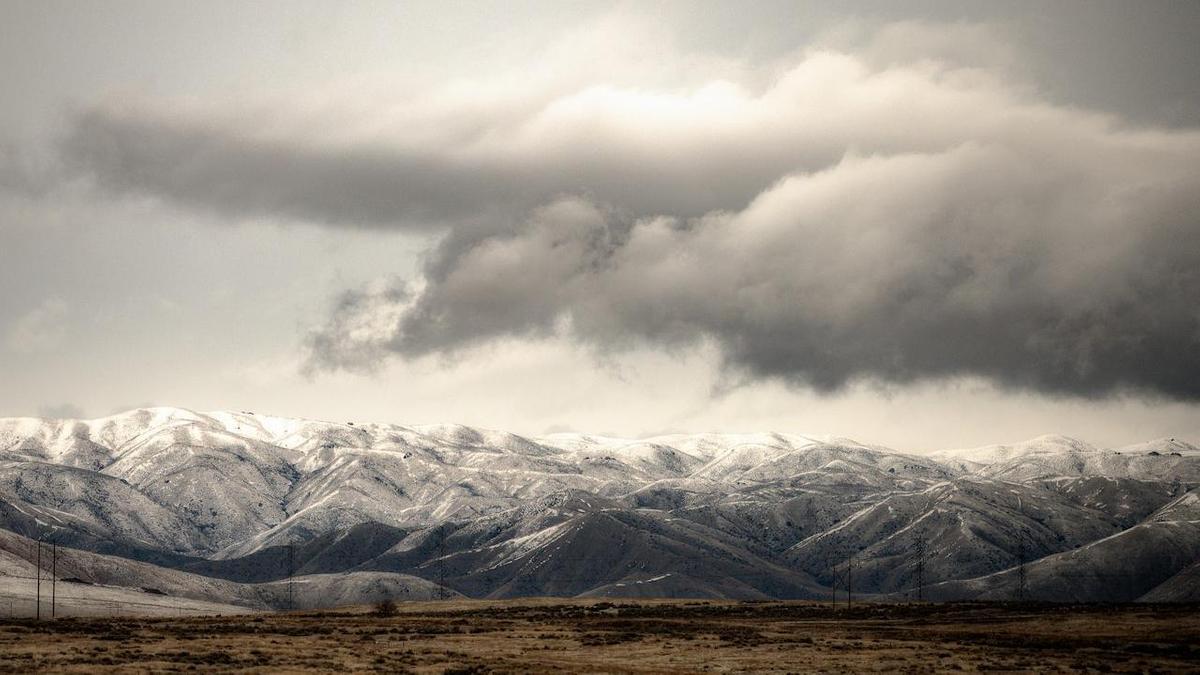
[50,34,1200,399]
[59,107,516,229]
[308,139,1200,399]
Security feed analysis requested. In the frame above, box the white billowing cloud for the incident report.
[6,297,69,353]
[303,276,414,375]
[53,18,1200,399]
[59,25,1052,228]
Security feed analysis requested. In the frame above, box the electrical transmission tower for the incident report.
[286,543,295,611]
[829,561,837,609]
[1014,538,1027,602]
[846,552,854,610]
[34,537,41,621]
[436,525,448,600]
[824,549,841,609]
[51,541,57,619]
[913,536,926,602]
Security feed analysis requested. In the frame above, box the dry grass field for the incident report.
[0,599,1196,673]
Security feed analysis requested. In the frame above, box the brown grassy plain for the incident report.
[0,599,1196,673]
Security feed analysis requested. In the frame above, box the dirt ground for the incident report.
[0,598,1195,673]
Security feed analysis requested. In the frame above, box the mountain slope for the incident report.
[786,477,1125,593]
[922,488,1200,602]
[0,408,1194,606]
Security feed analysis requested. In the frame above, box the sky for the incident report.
[2,0,1199,451]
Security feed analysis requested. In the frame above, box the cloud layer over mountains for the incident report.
[56,25,1200,398]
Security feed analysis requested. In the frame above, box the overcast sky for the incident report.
[2,0,1199,451]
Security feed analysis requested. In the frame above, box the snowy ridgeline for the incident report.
[0,407,1196,609]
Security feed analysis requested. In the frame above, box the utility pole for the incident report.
[437,526,448,600]
[846,552,853,610]
[914,537,926,602]
[1015,538,1027,602]
[34,538,41,621]
[823,549,837,609]
[51,541,57,619]
[286,544,295,611]
[829,565,837,609]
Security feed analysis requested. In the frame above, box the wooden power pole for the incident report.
[846,552,853,610]
[1015,539,1027,602]
[287,544,295,611]
[51,541,57,619]
[914,537,926,602]
[34,538,41,621]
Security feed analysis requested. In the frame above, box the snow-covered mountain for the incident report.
[0,407,1196,608]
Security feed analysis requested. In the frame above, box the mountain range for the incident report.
[0,407,1196,613]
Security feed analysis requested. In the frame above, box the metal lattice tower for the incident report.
[34,538,41,621]
[846,552,854,610]
[287,543,296,611]
[913,536,926,602]
[51,541,57,619]
[437,525,448,600]
[1015,539,1027,602]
